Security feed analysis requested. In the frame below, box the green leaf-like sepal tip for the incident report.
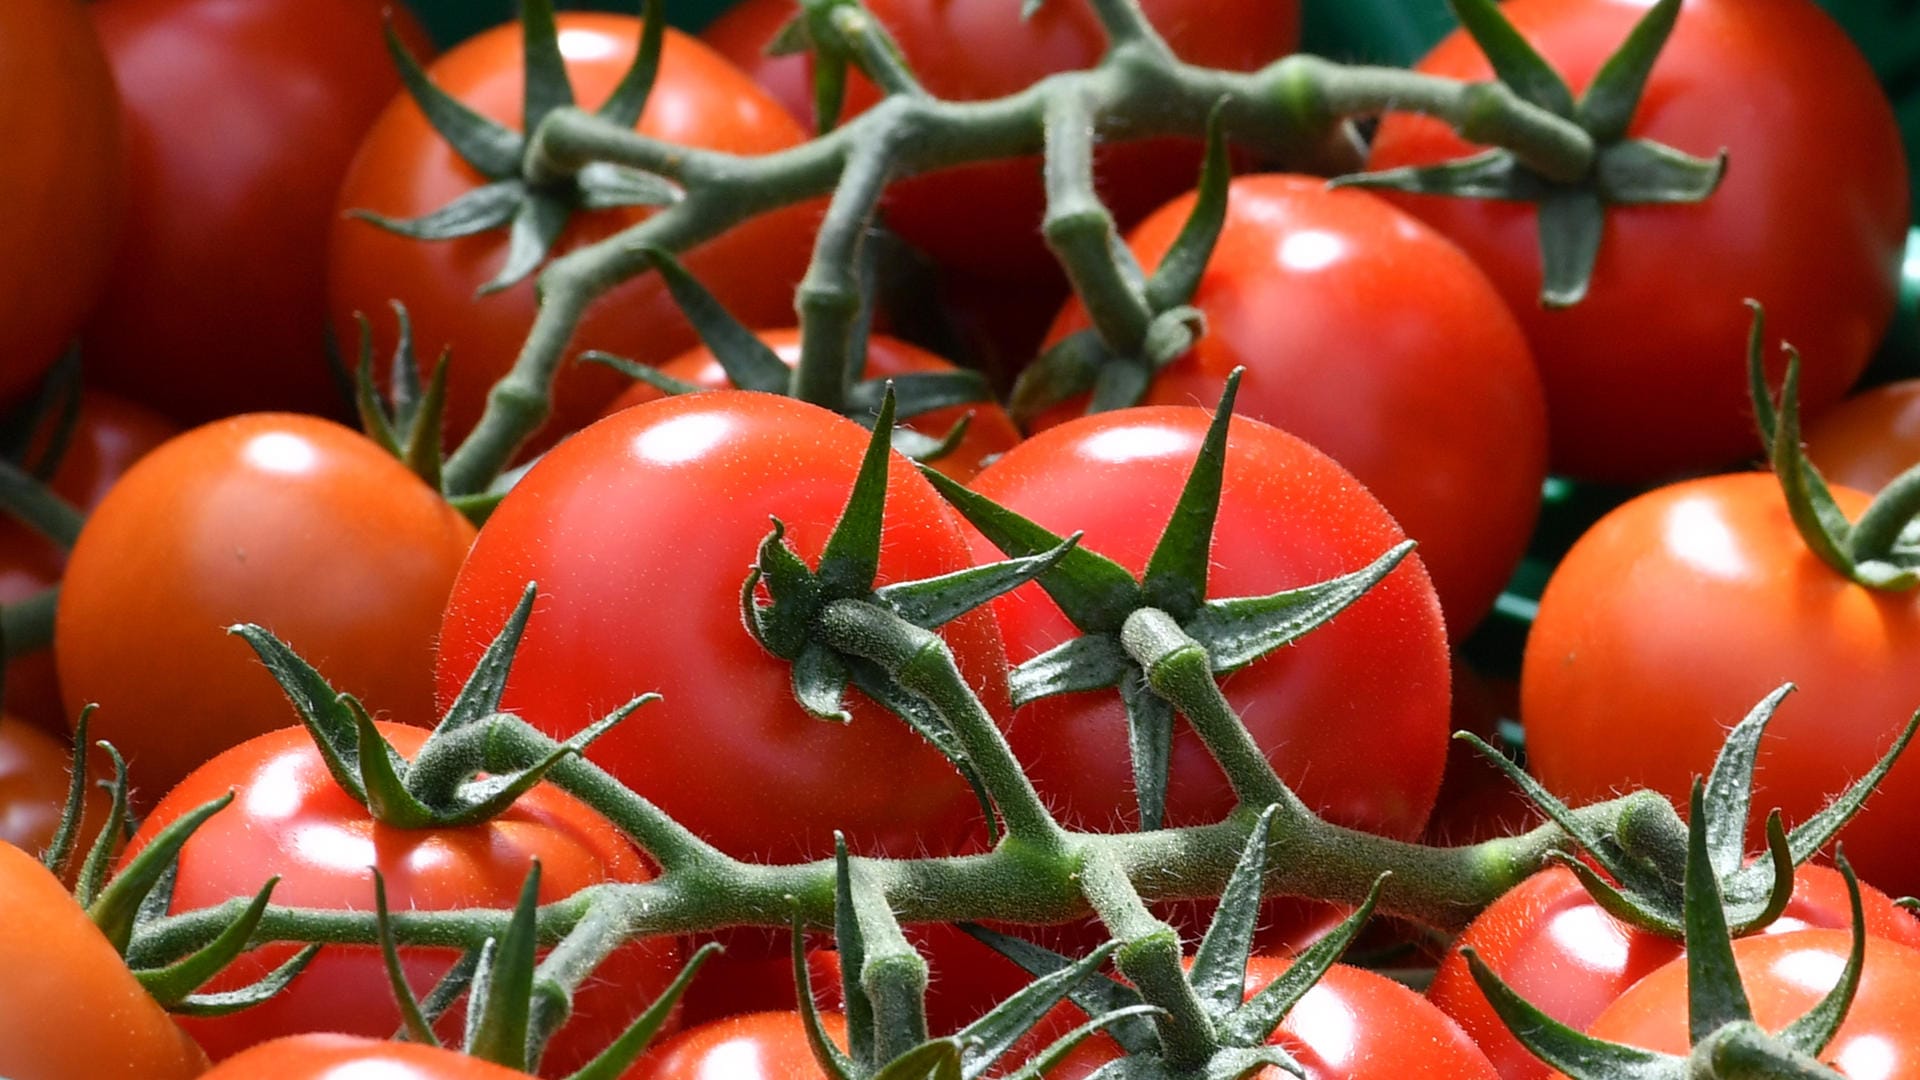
[467,862,543,1070]
[134,876,281,1008]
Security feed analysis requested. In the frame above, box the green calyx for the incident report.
[1338,0,1725,307]
[924,372,1413,830]
[353,0,680,294]
[353,301,452,498]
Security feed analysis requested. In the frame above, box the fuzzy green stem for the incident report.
[829,6,925,98]
[1082,849,1216,1068]
[792,121,899,411]
[1043,92,1153,354]
[1121,608,1289,810]
[1846,462,1920,567]
[528,902,629,1064]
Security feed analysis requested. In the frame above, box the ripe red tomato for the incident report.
[702,0,1299,283]
[200,1035,534,1080]
[55,414,476,802]
[1577,929,1920,1076]
[1427,864,1920,1080]
[600,328,1022,481]
[435,391,1010,864]
[633,1011,846,1080]
[967,407,1450,837]
[84,0,429,423]
[0,0,121,401]
[1803,380,1920,493]
[1047,958,1498,1078]
[1520,473,1920,896]
[1040,175,1546,635]
[126,722,685,1071]
[0,391,176,731]
[0,842,208,1078]
[331,14,819,452]
[1368,0,1910,484]
[0,718,109,867]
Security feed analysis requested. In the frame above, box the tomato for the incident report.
[84,0,428,423]
[1422,664,1540,848]
[435,391,1009,864]
[1040,175,1547,635]
[201,1035,534,1079]
[1367,0,1910,484]
[126,722,685,1071]
[55,414,475,803]
[1,391,176,731]
[600,329,1022,481]
[330,14,819,452]
[0,718,110,869]
[1521,473,1920,896]
[702,0,1299,283]
[1047,957,1498,1078]
[1428,864,1920,1080]
[1803,379,1920,493]
[966,407,1450,837]
[1576,929,1920,1076]
[700,0,811,129]
[0,842,208,1078]
[633,1011,846,1080]
[0,0,121,401]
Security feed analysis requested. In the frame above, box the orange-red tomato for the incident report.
[331,13,819,452]
[200,1035,535,1079]
[633,1011,847,1080]
[55,414,475,802]
[600,329,1022,480]
[0,718,109,870]
[1804,379,1920,493]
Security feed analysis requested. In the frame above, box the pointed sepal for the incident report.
[1184,541,1414,673]
[134,877,283,1008]
[1188,805,1279,1019]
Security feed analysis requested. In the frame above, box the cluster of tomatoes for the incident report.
[5,0,1920,1076]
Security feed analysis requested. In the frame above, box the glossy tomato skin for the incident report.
[85,0,427,423]
[1804,379,1920,493]
[435,392,1009,864]
[55,414,476,803]
[600,329,1022,481]
[127,723,684,1070]
[700,0,810,129]
[1428,864,1920,1079]
[1041,175,1546,635]
[1368,0,1910,484]
[0,842,208,1079]
[1576,929,1920,1077]
[634,1011,846,1080]
[331,15,818,452]
[967,408,1449,837]
[0,0,121,400]
[200,1034,533,1079]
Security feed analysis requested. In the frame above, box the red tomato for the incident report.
[1422,664,1540,848]
[435,391,1010,863]
[700,0,811,129]
[0,0,121,400]
[1520,474,1920,896]
[1577,929,1920,1076]
[331,14,819,452]
[1803,379,1920,493]
[126,722,685,1071]
[1040,175,1547,634]
[0,842,208,1078]
[633,1011,846,1080]
[55,414,476,802]
[966,408,1450,837]
[0,718,109,869]
[1368,0,1910,484]
[201,1035,534,1079]
[84,0,429,422]
[1048,958,1498,1079]
[1428,864,1920,1080]
[0,391,176,731]
[702,0,1298,283]
[600,329,1022,481]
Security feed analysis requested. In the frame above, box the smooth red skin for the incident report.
[0,392,175,731]
[601,328,1023,481]
[436,392,1010,864]
[966,408,1449,837]
[1804,380,1920,493]
[1049,959,1498,1079]
[201,1034,535,1079]
[701,0,1298,283]
[1428,864,1920,1080]
[55,414,476,803]
[331,15,819,453]
[84,0,425,423]
[1520,473,1920,896]
[128,723,684,1071]
[1041,175,1546,635]
[0,0,121,399]
[1368,0,1910,484]
[1577,929,1920,1077]
[635,1011,847,1080]
[0,843,209,1079]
